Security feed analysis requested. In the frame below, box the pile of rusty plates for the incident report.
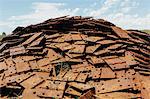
[0,16,150,99]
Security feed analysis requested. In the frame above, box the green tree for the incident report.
[2,32,6,36]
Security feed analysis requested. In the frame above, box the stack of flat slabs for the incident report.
[0,16,150,99]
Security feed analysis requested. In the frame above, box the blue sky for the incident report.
[0,0,150,34]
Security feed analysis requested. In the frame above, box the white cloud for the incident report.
[1,1,150,35]
[9,2,79,25]
[89,0,120,17]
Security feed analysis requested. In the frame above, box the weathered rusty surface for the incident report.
[0,16,150,98]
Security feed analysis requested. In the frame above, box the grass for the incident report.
[141,30,150,34]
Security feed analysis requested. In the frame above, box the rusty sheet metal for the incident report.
[76,73,89,82]
[100,67,115,79]
[107,43,123,50]
[69,45,85,53]
[20,74,44,89]
[70,34,83,41]
[68,82,93,91]
[97,40,116,45]
[33,88,64,98]
[65,87,82,96]
[46,49,62,61]
[135,75,150,99]
[12,56,24,63]
[95,92,140,99]
[0,42,7,52]
[29,36,44,47]
[115,70,126,78]
[63,70,79,81]
[37,80,66,90]
[84,36,102,42]
[95,77,133,94]
[86,44,100,54]
[54,42,71,51]
[74,41,86,45]
[5,72,35,84]
[29,60,39,70]
[94,48,110,55]
[35,72,50,79]
[104,57,125,65]
[22,32,42,45]
[38,64,53,72]
[15,62,30,73]
[0,61,7,71]
[90,56,105,65]
[79,89,95,99]
[109,62,129,70]
[37,58,50,67]
[22,89,40,99]
[10,46,26,56]
[90,68,101,79]
[71,64,94,72]
[4,64,16,77]
[45,33,62,39]
[1,16,150,98]
[111,26,131,38]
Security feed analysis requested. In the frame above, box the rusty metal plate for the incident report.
[20,74,44,89]
[71,34,83,41]
[30,36,44,47]
[111,26,131,38]
[71,64,94,73]
[95,77,133,94]
[86,44,100,53]
[29,60,39,70]
[0,61,7,71]
[90,56,105,65]
[95,92,140,99]
[22,32,42,45]
[35,72,50,79]
[94,48,110,55]
[22,89,40,99]
[37,58,50,67]
[139,75,150,99]
[85,36,102,42]
[15,62,30,73]
[90,68,101,79]
[97,40,116,45]
[33,88,64,98]
[4,59,17,77]
[65,87,81,96]
[5,72,35,84]
[76,73,89,82]
[38,64,53,72]
[63,70,79,81]
[0,80,6,88]
[115,70,126,78]
[100,67,115,79]
[46,49,62,61]
[68,45,85,53]
[54,42,71,51]
[10,46,26,56]
[68,82,93,91]
[109,62,129,70]
[104,57,125,65]
[52,70,68,80]
[79,89,95,99]
[12,56,24,63]
[37,80,66,90]
[45,33,62,40]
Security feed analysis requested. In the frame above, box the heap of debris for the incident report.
[0,16,150,99]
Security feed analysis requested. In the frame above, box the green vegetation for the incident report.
[0,32,6,40]
[141,30,150,34]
